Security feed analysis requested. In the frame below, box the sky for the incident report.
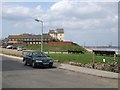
[1,0,118,46]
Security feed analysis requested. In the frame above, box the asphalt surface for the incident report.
[2,56,118,88]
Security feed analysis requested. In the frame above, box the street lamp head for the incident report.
[34,18,43,52]
[35,19,43,22]
[35,19,40,22]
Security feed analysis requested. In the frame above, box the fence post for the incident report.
[92,52,95,68]
[113,54,116,67]
[114,54,116,61]
[48,51,49,54]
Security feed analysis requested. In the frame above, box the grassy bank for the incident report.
[48,53,118,64]
[2,47,118,64]
[23,45,118,64]
[25,45,86,52]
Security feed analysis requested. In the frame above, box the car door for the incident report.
[24,52,30,62]
[27,52,33,65]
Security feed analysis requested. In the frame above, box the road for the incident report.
[2,56,118,88]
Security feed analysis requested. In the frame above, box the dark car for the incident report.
[23,51,54,68]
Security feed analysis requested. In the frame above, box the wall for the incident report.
[1,48,23,57]
[47,42,73,46]
[10,41,73,46]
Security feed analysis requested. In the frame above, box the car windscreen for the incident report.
[33,52,47,57]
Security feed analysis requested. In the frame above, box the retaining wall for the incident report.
[1,48,23,57]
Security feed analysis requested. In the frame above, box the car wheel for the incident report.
[24,60,27,66]
[49,65,53,68]
[32,61,36,68]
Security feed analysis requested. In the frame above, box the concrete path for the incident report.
[59,63,118,79]
[0,54,118,79]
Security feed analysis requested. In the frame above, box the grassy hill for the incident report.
[25,44,86,52]
[48,53,117,64]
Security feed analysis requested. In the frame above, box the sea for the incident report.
[85,47,120,54]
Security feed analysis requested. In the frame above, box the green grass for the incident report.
[25,45,86,52]
[25,45,119,64]
[49,53,117,64]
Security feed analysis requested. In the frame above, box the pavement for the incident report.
[0,53,118,79]
[59,63,118,79]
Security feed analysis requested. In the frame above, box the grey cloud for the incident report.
[2,1,118,46]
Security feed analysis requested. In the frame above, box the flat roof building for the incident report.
[7,28,64,45]
[49,28,64,41]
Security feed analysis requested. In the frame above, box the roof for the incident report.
[49,30,56,34]
[8,34,53,39]
[56,28,64,33]
[8,35,32,39]
[49,29,64,34]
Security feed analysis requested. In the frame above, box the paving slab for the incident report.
[59,63,118,79]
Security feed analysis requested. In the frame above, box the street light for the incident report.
[35,19,43,52]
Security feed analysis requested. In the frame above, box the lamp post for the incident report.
[35,19,43,52]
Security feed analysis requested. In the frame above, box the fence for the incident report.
[1,48,69,57]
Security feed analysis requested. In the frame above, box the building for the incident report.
[1,38,8,46]
[7,29,64,46]
[49,28,64,41]
[7,34,54,46]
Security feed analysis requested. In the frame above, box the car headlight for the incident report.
[49,60,53,62]
[36,60,42,62]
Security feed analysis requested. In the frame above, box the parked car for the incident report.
[6,45,13,49]
[1,46,6,48]
[12,46,17,49]
[23,51,54,68]
[17,46,26,51]
[6,45,17,49]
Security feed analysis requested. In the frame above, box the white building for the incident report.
[49,28,64,41]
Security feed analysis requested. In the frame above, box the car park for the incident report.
[23,51,54,68]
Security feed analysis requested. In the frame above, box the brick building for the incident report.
[8,34,52,45]
[7,29,64,46]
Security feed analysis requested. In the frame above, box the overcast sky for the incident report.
[1,0,118,46]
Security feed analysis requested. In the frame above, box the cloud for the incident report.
[3,6,30,20]
[2,1,118,45]
[44,1,118,32]
[2,4,44,21]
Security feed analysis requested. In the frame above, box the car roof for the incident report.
[27,51,42,53]
[32,51,43,53]
[23,50,43,55]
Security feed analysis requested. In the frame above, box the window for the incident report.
[30,42,32,44]
[26,39,29,41]
[36,42,38,44]
[29,38,31,41]
[29,52,33,56]
[26,52,30,56]
[33,42,35,44]
[24,39,27,41]
[9,39,11,41]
